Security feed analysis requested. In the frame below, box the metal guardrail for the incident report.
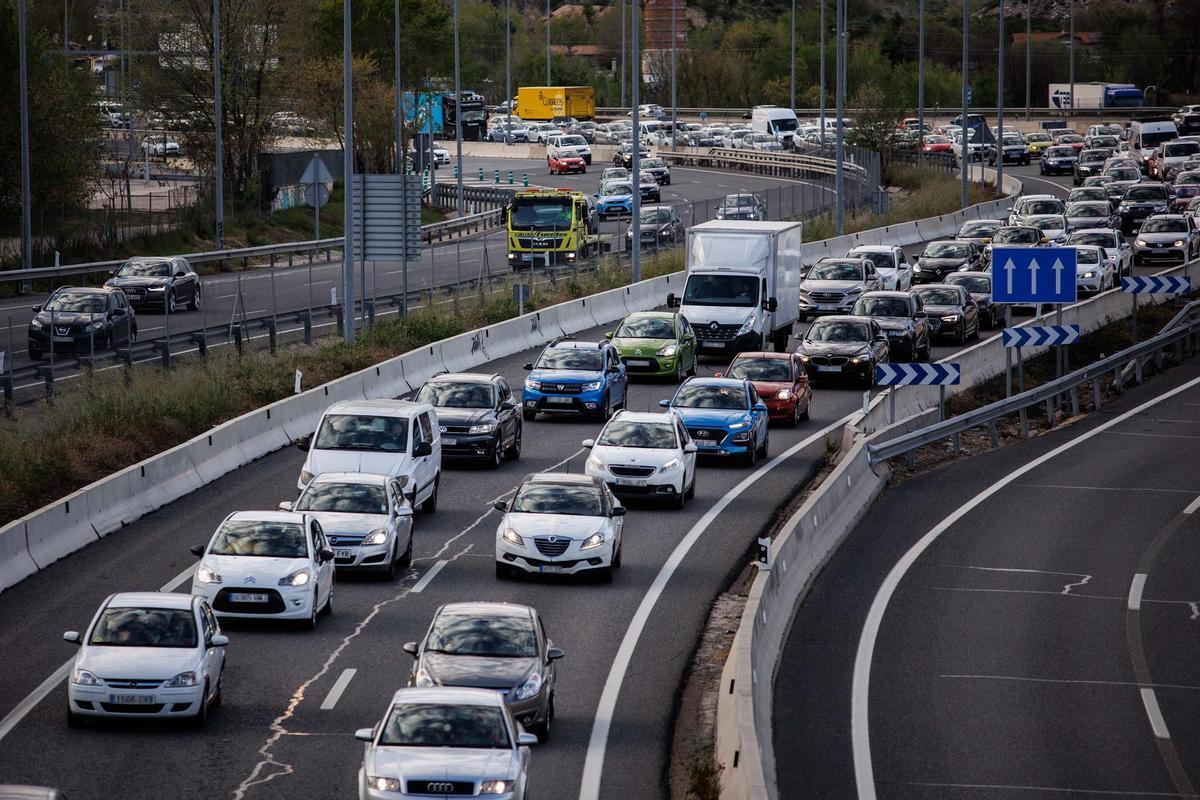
[658,146,870,185]
[597,106,1178,120]
[867,306,1200,465]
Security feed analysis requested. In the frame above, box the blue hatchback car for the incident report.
[523,340,628,421]
[595,180,635,218]
[659,377,769,466]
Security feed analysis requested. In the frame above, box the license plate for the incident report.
[702,340,723,348]
[537,564,565,574]
[230,592,269,603]
[334,549,353,559]
[614,477,648,487]
[53,336,74,343]
[695,439,718,448]
[929,320,942,332]
[816,364,842,372]
[442,437,457,445]
[546,396,573,404]
[627,359,652,367]
[818,303,839,311]
[110,694,156,704]
[887,331,903,337]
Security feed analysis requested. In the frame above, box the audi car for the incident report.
[945,272,1005,329]
[659,377,770,465]
[606,311,696,380]
[104,256,202,312]
[912,240,983,284]
[583,411,698,506]
[522,340,627,421]
[912,284,980,343]
[415,372,522,466]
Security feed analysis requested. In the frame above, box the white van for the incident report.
[750,105,800,148]
[296,399,442,512]
[1128,120,1179,173]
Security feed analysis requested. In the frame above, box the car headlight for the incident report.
[582,381,603,391]
[71,669,103,686]
[512,671,543,701]
[777,389,791,399]
[581,532,606,549]
[913,265,923,273]
[85,320,106,332]
[1155,205,1168,212]
[798,354,811,362]
[299,469,314,485]
[1174,240,1185,247]
[413,668,437,688]
[164,671,199,688]
[1136,240,1147,247]
[943,315,960,323]
[736,317,755,336]
[660,457,680,473]
[480,780,513,795]
[30,318,43,330]
[195,564,222,584]
[502,528,525,547]
[279,569,311,587]
[468,422,496,434]
[728,420,750,430]
[147,285,166,292]
[585,455,604,472]
[524,379,541,391]
[657,343,678,357]
[1082,271,1095,279]
[363,528,389,546]
[367,776,402,792]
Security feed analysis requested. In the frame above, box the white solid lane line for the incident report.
[1141,688,1172,739]
[411,560,447,594]
[851,371,1200,800]
[1129,574,1149,611]
[577,412,856,800]
[1184,494,1200,515]
[319,668,358,710]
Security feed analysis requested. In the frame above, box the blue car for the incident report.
[595,180,635,218]
[1039,145,1079,176]
[659,377,770,466]
[523,339,628,421]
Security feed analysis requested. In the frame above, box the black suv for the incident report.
[1118,183,1172,234]
[414,372,522,467]
[28,286,137,360]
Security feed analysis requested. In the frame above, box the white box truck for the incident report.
[667,220,803,355]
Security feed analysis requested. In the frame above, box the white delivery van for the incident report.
[750,105,801,148]
[1128,120,1179,173]
[296,399,442,512]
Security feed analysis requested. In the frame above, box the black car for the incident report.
[913,240,982,284]
[104,256,201,313]
[626,205,683,248]
[639,157,671,185]
[613,144,650,168]
[1118,183,1172,234]
[715,193,765,221]
[1073,149,1112,186]
[912,284,980,343]
[414,372,522,467]
[796,315,890,388]
[946,272,1004,329]
[27,286,137,360]
[850,291,932,361]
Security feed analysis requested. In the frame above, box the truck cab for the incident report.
[505,188,600,269]
[750,106,800,149]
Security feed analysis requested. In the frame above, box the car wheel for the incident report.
[685,471,696,499]
[597,563,615,584]
[531,702,552,742]
[504,424,522,460]
[303,590,319,630]
[488,435,503,469]
[189,287,201,311]
[383,542,398,580]
[29,345,43,360]
[191,683,209,728]
[210,670,224,709]
[419,475,439,512]
[744,436,758,467]
[398,533,413,569]
[758,431,769,459]
[674,358,685,383]
[522,408,537,422]
[596,392,611,421]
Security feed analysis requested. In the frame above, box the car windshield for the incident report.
[726,357,792,382]
[916,288,961,305]
[1091,137,1118,147]
[1177,173,1200,185]
[1141,218,1187,233]
[1108,168,1139,181]
[1083,176,1112,186]
[295,482,387,514]
[808,261,864,280]
[511,484,603,516]
[1067,204,1109,216]
[1075,248,1101,264]
[118,259,172,277]
[850,251,895,269]
[209,519,307,558]
[993,228,1040,244]
[425,614,538,658]
[1069,189,1107,202]
[1002,137,1024,146]
[1029,217,1064,231]
[948,275,990,293]
[416,382,494,409]
[1126,186,1168,201]
[1070,232,1115,247]
[640,208,672,224]
[615,316,675,339]
[725,195,757,208]
[926,135,950,144]
[1023,200,1062,215]
[1027,133,1052,143]
[379,703,511,749]
[672,383,748,410]
[853,297,910,317]
[682,274,759,307]
[602,183,633,197]
[1046,147,1076,158]
[560,136,586,146]
[45,292,106,313]
[1163,143,1200,157]
[806,320,870,342]
[959,222,999,237]
[89,607,198,648]
[510,197,573,230]
[603,169,629,180]
[1080,150,1108,161]
[924,243,970,258]
[535,348,603,371]
[314,414,409,452]
[597,420,677,449]
[643,159,665,169]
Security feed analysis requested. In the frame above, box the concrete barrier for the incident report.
[24,492,99,570]
[0,522,36,591]
[439,330,492,374]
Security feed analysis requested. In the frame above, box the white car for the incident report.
[528,123,562,144]
[296,399,441,512]
[1071,244,1115,293]
[431,145,450,165]
[283,472,414,579]
[1007,194,1065,227]
[846,245,912,291]
[1025,213,1070,244]
[493,473,625,582]
[190,511,335,629]
[583,411,698,508]
[140,136,181,156]
[546,133,592,164]
[64,592,227,726]
[356,687,535,800]
[1066,228,1133,277]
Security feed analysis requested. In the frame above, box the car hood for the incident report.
[77,646,199,681]
[591,444,676,468]
[366,747,516,784]
[868,316,914,331]
[801,279,862,292]
[107,276,168,288]
[747,380,793,395]
[433,408,495,426]
[528,369,603,384]
[613,337,671,352]
[917,256,969,269]
[504,512,606,539]
[307,450,408,479]
[422,653,536,689]
[921,303,963,317]
[1138,231,1189,243]
[597,195,632,204]
[32,311,104,326]
[798,341,870,356]
[681,306,754,327]
[672,407,751,428]
[303,511,387,536]
[202,555,310,583]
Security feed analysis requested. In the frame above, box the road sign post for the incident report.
[992,247,1077,401]
[875,363,961,426]
[513,283,530,316]
[1122,276,1191,344]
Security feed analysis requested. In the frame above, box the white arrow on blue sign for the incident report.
[875,363,961,386]
[991,247,1078,305]
[1121,276,1191,294]
[1001,324,1081,348]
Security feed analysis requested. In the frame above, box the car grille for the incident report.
[686,427,726,442]
[212,587,286,614]
[696,323,741,341]
[406,781,475,796]
[516,236,565,249]
[610,465,656,478]
[327,534,364,547]
[534,537,572,557]
[104,679,164,689]
[541,383,583,394]
[809,291,845,303]
[100,702,166,713]
[439,424,474,434]
[810,356,849,367]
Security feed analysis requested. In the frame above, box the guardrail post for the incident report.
[334,305,344,338]
[906,448,916,470]
[266,319,277,356]
[190,331,208,359]
[302,311,312,345]
[1070,386,1079,417]
[1018,407,1028,438]
[988,420,999,449]
[43,368,53,402]
[522,173,528,187]
[1045,398,1055,428]
[1092,377,1102,410]
[232,323,243,355]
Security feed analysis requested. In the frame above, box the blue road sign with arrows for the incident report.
[965,85,973,105]
[1002,324,1081,348]
[991,247,1078,305]
[1121,276,1191,294]
[875,363,961,386]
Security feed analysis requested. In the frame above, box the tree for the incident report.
[847,82,908,175]
[292,55,397,173]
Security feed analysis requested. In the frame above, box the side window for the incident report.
[676,420,690,445]
[747,385,760,406]
[418,413,434,443]
[204,604,220,636]
[497,379,511,403]
[198,607,212,642]
[109,294,120,312]
[412,418,425,446]
[310,520,324,554]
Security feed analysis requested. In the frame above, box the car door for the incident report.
[893,248,911,289]
[108,293,130,345]
[414,412,438,501]
[960,289,978,331]
[310,519,334,608]
[675,316,694,372]
[389,479,413,553]
[496,379,516,447]
[198,602,225,691]
[675,418,696,483]
[606,346,627,405]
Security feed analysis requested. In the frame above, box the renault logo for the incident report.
[710,321,719,331]
[425,784,455,794]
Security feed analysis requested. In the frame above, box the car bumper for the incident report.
[1119,212,1156,230]
[1134,246,1188,265]
[331,539,397,570]
[192,584,317,620]
[882,331,915,356]
[762,396,803,421]
[522,389,606,415]
[799,299,857,316]
[1077,275,1104,293]
[585,464,685,496]
[68,683,206,719]
[693,330,760,356]
[117,291,169,307]
[619,354,678,375]
[358,770,520,800]
[441,432,500,459]
[801,361,874,381]
[927,318,963,337]
[27,329,111,353]
[552,162,586,173]
[910,272,960,285]
[597,204,632,217]
[1042,163,1073,173]
[496,539,615,575]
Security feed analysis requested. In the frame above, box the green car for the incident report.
[605,311,697,381]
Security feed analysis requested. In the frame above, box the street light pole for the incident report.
[545,0,551,85]
[918,0,925,146]
[18,0,33,275]
[213,0,224,250]
[834,0,844,234]
[505,0,512,145]
[342,0,355,344]
[394,0,401,171]
[960,0,969,209]
[631,0,641,283]
[997,0,1005,198]
[789,0,796,113]
[1024,0,1031,120]
[819,0,826,145]
[453,0,464,215]
[1068,0,1075,111]
[670,0,677,151]
[620,0,626,108]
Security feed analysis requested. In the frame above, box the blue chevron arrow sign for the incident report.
[1001,324,1081,348]
[875,363,961,386]
[1121,276,1191,294]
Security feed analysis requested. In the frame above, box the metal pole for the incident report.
[342,0,356,344]
[63,0,68,54]
[505,0,512,145]
[1004,306,1012,397]
[545,0,551,85]
[917,0,924,146]
[213,0,224,250]
[960,0,969,209]
[1024,0,1031,121]
[453,0,464,215]
[394,0,402,170]
[834,0,844,234]
[18,0,33,276]
[819,0,826,145]
[620,0,626,108]
[631,0,641,283]
[996,0,1004,197]
[671,0,677,151]
[1068,0,1075,112]
[789,0,796,113]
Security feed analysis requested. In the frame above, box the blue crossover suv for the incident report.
[659,377,769,466]
[523,339,628,421]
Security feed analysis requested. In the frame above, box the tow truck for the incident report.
[505,188,604,269]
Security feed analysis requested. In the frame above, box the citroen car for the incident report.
[64,592,227,726]
[583,410,698,505]
[606,311,696,381]
[493,473,625,581]
[912,284,980,343]
[1067,228,1133,277]
[850,291,932,361]
[522,339,627,421]
[27,286,137,361]
[104,256,202,312]
[415,373,522,466]
[1134,214,1199,266]
[945,272,1005,329]
[912,240,983,284]
[658,377,770,465]
[718,351,813,426]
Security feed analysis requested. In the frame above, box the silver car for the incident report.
[356,687,535,800]
[798,258,883,320]
[1134,214,1200,266]
[404,602,563,739]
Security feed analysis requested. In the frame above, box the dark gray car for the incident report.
[850,291,931,361]
[104,256,201,313]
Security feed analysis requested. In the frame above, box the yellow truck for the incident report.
[505,188,604,269]
[516,86,596,121]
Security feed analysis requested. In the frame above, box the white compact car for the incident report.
[583,411,697,508]
[191,511,335,629]
[845,245,913,291]
[296,399,441,513]
[64,592,227,726]
[356,686,535,800]
[1067,228,1133,277]
[493,473,625,582]
[1071,244,1115,293]
[284,472,414,579]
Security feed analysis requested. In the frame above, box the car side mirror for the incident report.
[666,292,679,308]
[355,728,375,743]
[915,310,927,318]
[413,441,433,458]
[523,363,534,371]
[658,399,670,408]
[752,402,768,413]
[190,544,206,557]
[402,641,419,656]
[547,646,565,661]
[500,399,515,411]
[31,305,41,313]
[210,634,230,647]
[604,331,614,340]
[713,372,723,379]
[763,297,778,312]
[295,436,311,451]
[320,547,335,562]
[63,631,81,645]
[174,271,187,278]
[611,506,627,516]
[493,500,508,512]
[582,438,595,448]
[683,442,698,454]
[518,732,539,746]
[278,501,293,512]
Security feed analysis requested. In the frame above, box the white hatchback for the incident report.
[64,592,227,726]
[583,411,697,508]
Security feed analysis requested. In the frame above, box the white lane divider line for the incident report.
[1141,687,1172,739]
[949,565,1093,595]
[1129,573,1149,611]
[319,669,357,710]
[941,673,1200,692]
[1183,494,1200,515]
[412,560,447,594]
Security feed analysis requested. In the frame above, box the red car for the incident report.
[548,152,586,175]
[1054,133,1086,151]
[921,134,954,154]
[716,351,812,427]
